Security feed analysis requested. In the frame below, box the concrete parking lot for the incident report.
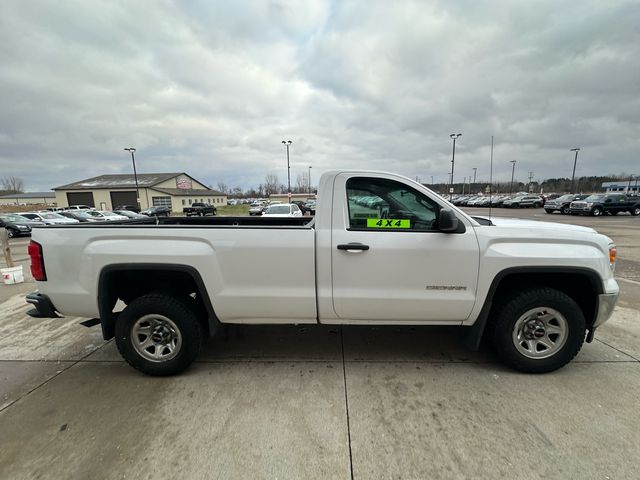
[1,211,639,479]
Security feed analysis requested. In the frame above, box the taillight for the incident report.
[28,240,47,281]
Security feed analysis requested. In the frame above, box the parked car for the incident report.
[21,212,80,225]
[303,201,316,215]
[114,205,141,213]
[0,214,41,238]
[141,206,171,217]
[570,194,640,216]
[64,205,93,210]
[113,210,148,219]
[93,211,130,221]
[519,195,545,208]
[544,194,589,215]
[26,168,619,376]
[248,202,266,216]
[262,203,303,217]
[58,211,103,223]
[183,202,217,216]
[502,195,525,208]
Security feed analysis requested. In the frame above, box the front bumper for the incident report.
[593,292,619,327]
[25,292,61,318]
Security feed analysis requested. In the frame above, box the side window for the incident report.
[346,177,439,231]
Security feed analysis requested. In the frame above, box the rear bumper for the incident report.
[593,292,619,327]
[25,292,61,318]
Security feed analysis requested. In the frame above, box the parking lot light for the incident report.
[570,148,580,194]
[449,133,462,201]
[282,140,292,202]
[124,147,140,209]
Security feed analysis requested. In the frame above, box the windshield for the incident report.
[585,195,604,202]
[0,214,31,222]
[40,213,64,219]
[556,195,573,201]
[265,205,291,214]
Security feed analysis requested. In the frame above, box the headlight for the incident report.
[586,202,593,207]
[18,225,28,229]
[609,245,617,272]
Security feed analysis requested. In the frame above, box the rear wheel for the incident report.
[492,287,585,373]
[631,207,640,216]
[533,202,542,208]
[115,293,203,376]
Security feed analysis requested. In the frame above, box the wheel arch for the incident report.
[464,266,603,350]
[98,263,220,340]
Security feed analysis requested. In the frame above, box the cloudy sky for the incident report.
[1,0,639,192]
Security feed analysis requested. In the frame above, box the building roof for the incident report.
[0,191,55,199]
[53,173,185,190]
[151,187,224,196]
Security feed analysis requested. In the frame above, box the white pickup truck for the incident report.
[26,170,619,376]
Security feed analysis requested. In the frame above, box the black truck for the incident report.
[570,193,640,216]
[182,202,217,216]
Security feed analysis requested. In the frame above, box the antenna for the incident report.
[489,136,494,221]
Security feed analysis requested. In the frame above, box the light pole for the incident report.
[570,148,580,194]
[472,167,477,192]
[281,140,292,202]
[430,175,434,185]
[626,174,636,193]
[449,133,462,200]
[124,147,140,209]
[509,160,517,195]
[308,166,312,196]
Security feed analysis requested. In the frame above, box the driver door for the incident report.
[331,174,480,322]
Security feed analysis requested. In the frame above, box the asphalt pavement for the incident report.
[1,211,639,479]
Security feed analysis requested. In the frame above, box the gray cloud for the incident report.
[1,0,639,191]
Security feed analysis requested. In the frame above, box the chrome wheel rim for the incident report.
[131,314,182,362]
[512,307,568,359]
[593,208,602,216]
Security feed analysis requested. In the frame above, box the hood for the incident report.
[475,216,597,234]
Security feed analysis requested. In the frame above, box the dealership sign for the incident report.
[176,175,192,190]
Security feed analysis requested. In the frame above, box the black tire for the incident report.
[115,293,203,376]
[544,209,552,214]
[591,207,603,216]
[631,207,640,216]
[492,287,585,373]
[6,228,17,238]
[533,202,542,208]
[561,206,570,215]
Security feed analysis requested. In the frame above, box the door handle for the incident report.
[337,243,370,252]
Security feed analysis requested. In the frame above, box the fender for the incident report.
[464,266,604,351]
[98,263,220,340]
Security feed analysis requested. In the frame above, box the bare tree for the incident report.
[294,173,307,193]
[264,174,279,196]
[0,176,24,194]
[216,181,229,194]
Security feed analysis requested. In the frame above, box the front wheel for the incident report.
[492,287,585,373]
[115,293,203,376]
[591,207,603,216]
[6,228,17,238]
[561,206,570,215]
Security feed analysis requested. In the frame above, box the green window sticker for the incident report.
[366,218,411,229]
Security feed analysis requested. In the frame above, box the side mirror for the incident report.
[438,208,459,232]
